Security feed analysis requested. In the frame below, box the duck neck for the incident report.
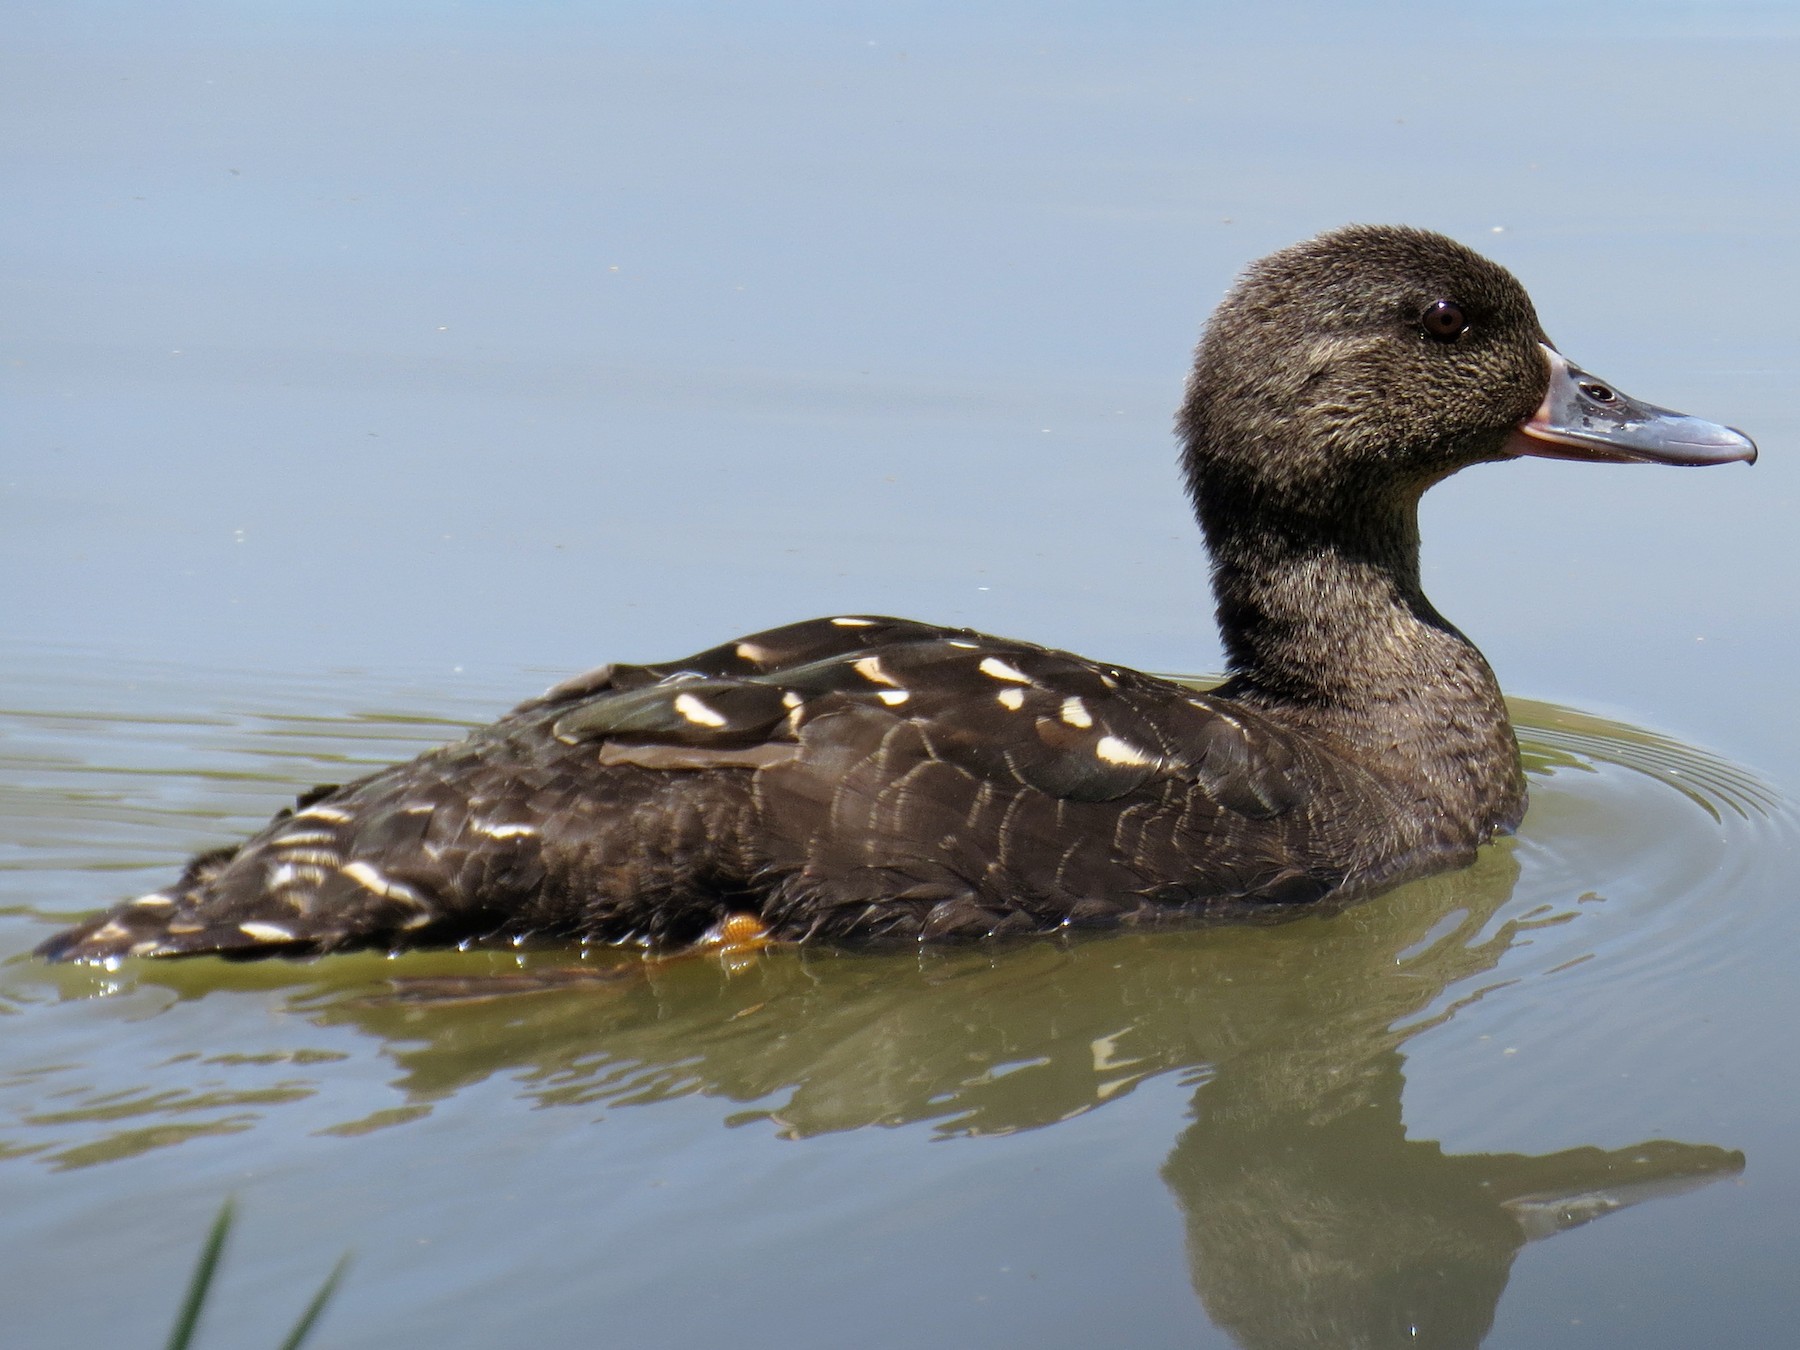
[1199,482,1524,832]
[1203,488,1441,705]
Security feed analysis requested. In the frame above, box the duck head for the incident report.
[1179,224,1755,525]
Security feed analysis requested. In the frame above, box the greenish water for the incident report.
[6,3,1800,1346]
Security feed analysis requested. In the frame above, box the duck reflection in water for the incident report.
[168,835,1737,1350]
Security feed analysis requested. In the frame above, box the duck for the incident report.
[38,225,1755,964]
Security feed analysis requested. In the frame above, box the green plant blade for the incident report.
[274,1252,352,1350]
[165,1198,236,1350]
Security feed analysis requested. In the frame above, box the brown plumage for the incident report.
[37,225,1753,963]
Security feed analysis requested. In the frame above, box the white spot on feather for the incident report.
[269,863,300,889]
[852,656,901,687]
[340,861,430,909]
[239,921,295,943]
[673,692,728,727]
[295,804,353,824]
[780,691,803,709]
[475,821,537,839]
[946,639,978,649]
[735,641,772,663]
[829,616,876,627]
[1095,735,1155,767]
[978,657,1031,684]
[1060,696,1093,728]
[132,893,174,908]
[877,689,910,706]
[996,688,1025,711]
[277,848,341,867]
[271,830,337,848]
[91,920,130,943]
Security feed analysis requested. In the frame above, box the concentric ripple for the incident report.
[1500,696,1794,999]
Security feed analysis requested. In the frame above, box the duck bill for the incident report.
[1506,345,1757,467]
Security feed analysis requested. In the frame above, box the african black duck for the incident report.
[39,225,1755,963]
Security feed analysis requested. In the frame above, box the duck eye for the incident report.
[1420,300,1467,342]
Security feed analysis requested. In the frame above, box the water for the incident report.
[1,664,1789,1347]
[6,3,1800,1347]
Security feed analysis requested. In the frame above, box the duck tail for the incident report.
[35,845,265,962]
[36,777,464,962]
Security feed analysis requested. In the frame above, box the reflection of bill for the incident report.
[303,838,1739,1347]
[1144,853,1745,1350]
[1164,1056,1738,1350]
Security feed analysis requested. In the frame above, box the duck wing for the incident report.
[536,618,1364,939]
